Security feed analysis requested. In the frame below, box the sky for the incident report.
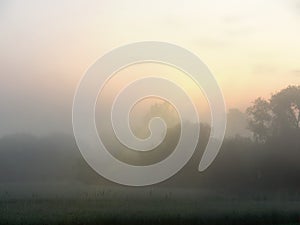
[0,0,300,137]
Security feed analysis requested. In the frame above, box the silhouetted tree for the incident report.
[246,98,272,142]
[246,85,300,142]
[270,85,300,136]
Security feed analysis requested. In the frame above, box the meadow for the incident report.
[0,183,300,225]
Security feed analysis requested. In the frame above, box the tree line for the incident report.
[0,86,299,194]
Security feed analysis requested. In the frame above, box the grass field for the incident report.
[1,183,300,225]
[1,198,300,225]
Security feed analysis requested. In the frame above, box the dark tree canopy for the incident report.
[246,85,300,142]
[246,98,272,142]
[270,85,300,133]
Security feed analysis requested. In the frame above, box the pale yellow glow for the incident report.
[97,62,211,123]
[1,0,300,117]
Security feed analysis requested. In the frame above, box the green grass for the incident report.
[1,198,300,225]
[1,184,300,225]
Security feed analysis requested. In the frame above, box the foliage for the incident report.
[246,86,300,142]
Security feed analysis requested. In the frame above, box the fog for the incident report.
[1,1,300,224]
[0,86,299,196]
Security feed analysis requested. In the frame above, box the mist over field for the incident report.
[0,86,299,190]
[1,1,300,224]
[0,87,300,224]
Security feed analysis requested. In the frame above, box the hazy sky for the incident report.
[0,0,300,137]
